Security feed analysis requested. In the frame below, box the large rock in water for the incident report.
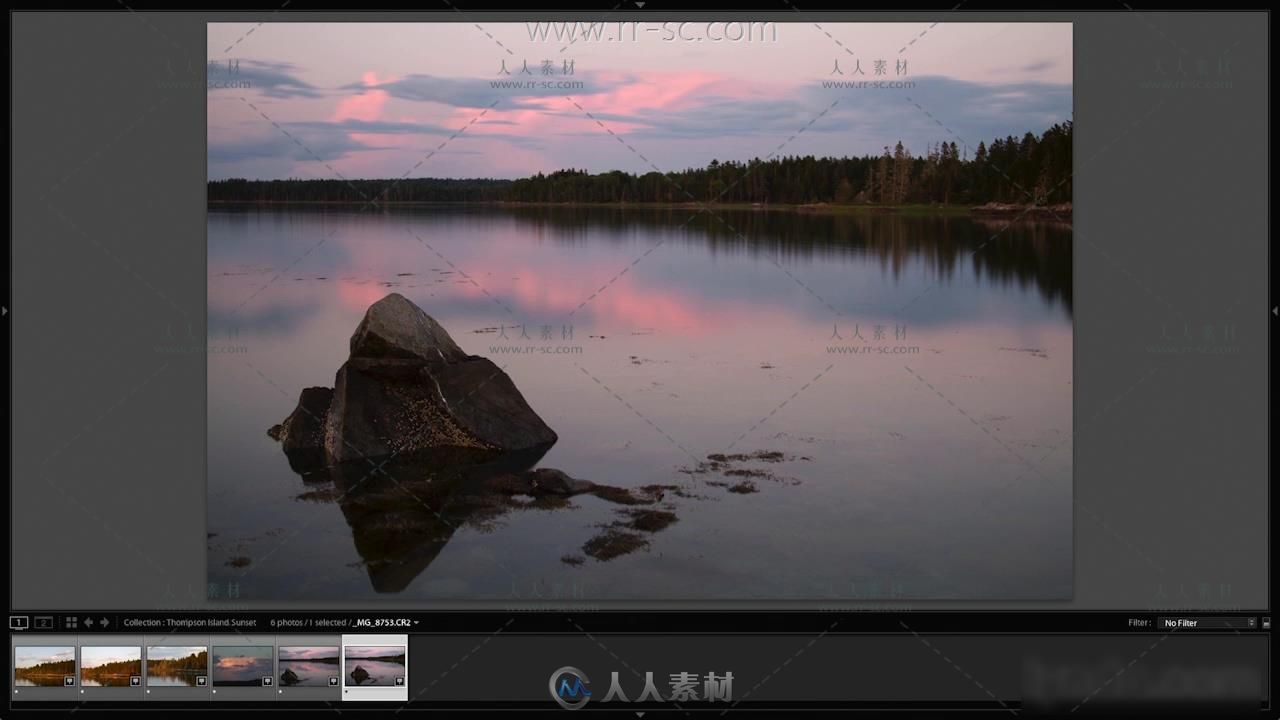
[270,293,557,464]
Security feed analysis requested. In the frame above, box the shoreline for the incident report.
[206,200,1072,218]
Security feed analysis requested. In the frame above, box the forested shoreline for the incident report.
[82,659,142,682]
[146,651,207,673]
[14,659,75,680]
[209,122,1071,208]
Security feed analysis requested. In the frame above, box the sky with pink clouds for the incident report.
[15,647,74,668]
[207,22,1071,180]
[81,647,142,668]
[146,646,205,661]
[344,646,405,659]
[279,646,339,661]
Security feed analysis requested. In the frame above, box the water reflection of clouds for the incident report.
[209,224,807,338]
[210,257,1065,348]
[206,209,1072,379]
[218,227,772,336]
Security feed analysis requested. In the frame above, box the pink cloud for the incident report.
[466,70,777,154]
[216,656,267,670]
[346,646,403,659]
[280,647,338,661]
[332,71,390,123]
[526,70,760,119]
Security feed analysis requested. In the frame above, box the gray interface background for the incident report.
[10,11,1268,610]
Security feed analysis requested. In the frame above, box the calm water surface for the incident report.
[81,677,132,687]
[279,659,339,687]
[345,659,405,686]
[146,671,202,687]
[207,206,1072,601]
[14,676,64,687]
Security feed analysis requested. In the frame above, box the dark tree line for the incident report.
[15,659,76,678]
[146,651,207,673]
[207,177,512,203]
[209,121,1070,206]
[281,655,339,664]
[348,653,405,663]
[81,659,143,680]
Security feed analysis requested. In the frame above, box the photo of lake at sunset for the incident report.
[207,22,1073,603]
[344,646,406,687]
[211,647,273,687]
[279,646,340,687]
[14,647,75,687]
[80,647,141,687]
[146,647,207,687]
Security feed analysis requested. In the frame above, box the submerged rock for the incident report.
[528,468,596,495]
[582,528,649,561]
[270,293,557,464]
[621,508,678,532]
[479,467,663,504]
